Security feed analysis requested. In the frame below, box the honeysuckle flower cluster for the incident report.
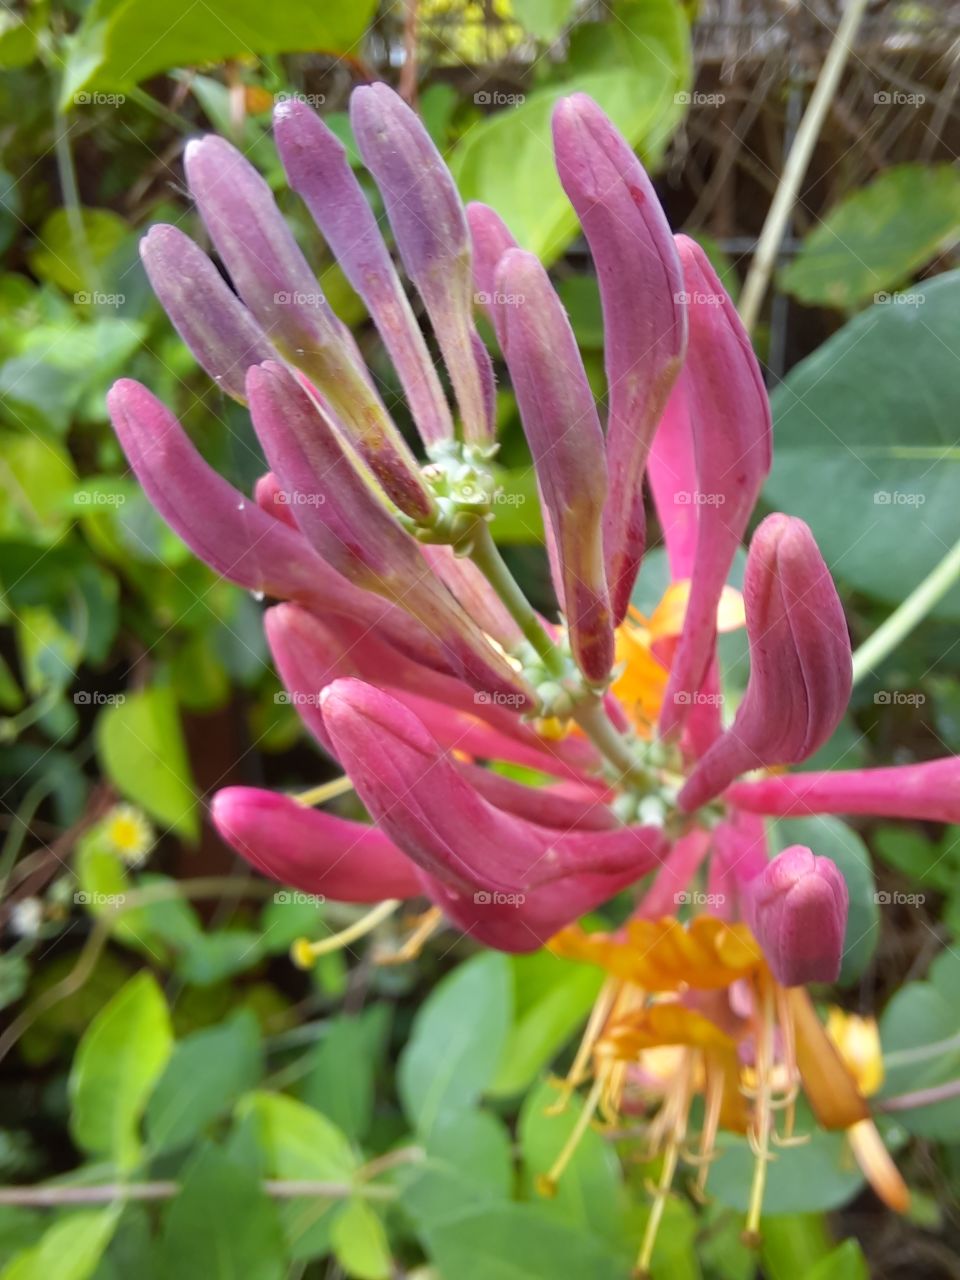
[107,83,954,1258]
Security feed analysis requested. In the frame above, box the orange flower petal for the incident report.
[787,988,869,1130]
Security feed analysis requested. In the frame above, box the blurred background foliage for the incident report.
[0,0,959,1276]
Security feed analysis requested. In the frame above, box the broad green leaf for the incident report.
[16,606,81,696]
[781,166,960,309]
[27,209,128,295]
[512,0,575,42]
[330,1199,391,1280]
[803,1238,870,1280]
[0,434,76,538]
[297,1007,390,1141]
[766,271,960,618]
[491,949,603,1096]
[771,815,878,983]
[69,972,173,1170]
[0,12,38,69]
[451,53,685,261]
[0,1209,119,1280]
[398,952,513,1136]
[160,1144,285,1280]
[95,685,198,840]
[520,1080,627,1246]
[62,0,379,107]
[146,1012,262,1153]
[759,1214,833,1280]
[238,1092,357,1181]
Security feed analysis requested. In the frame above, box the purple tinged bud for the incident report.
[679,514,852,811]
[496,248,613,682]
[350,83,495,446]
[140,226,274,401]
[660,237,772,737]
[274,98,453,448]
[552,93,687,623]
[466,201,518,349]
[183,135,433,521]
[211,787,423,902]
[743,846,848,986]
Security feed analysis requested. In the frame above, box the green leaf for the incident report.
[0,1209,119,1280]
[297,1007,390,1142]
[27,209,128,295]
[330,1199,391,1280]
[146,1012,263,1154]
[398,952,513,1136]
[512,0,575,42]
[492,949,603,1096]
[62,0,379,107]
[451,53,685,261]
[766,271,960,617]
[95,685,198,840]
[0,434,76,537]
[759,1214,833,1280]
[770,815,878,983]
[239,1092,357,1181]
[161,1144,285,1280]
[781,166,960,309]
[69,972,173,1171]
[803,1238,870,1280]
[520,1080,628,1246]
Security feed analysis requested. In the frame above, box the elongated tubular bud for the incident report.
[211,787,423,901]
[660,239,772,737]
[246,362,532,704]
[350,83,495,446]
[460,764,618,831]
[497,249,613,682]
[420,544,522,649]
[679,515,851,811]
[140,225,275,402]
[321,677,667,894]
[742,845,848,986]
[184,135,434,522]
[274,98,454,448]
[466,201,519,350]
[552,93,687,623]
[728,757,960,825]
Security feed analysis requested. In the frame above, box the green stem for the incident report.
[851,535,960,685]
[572,696,648,787]
[467,521,565,677]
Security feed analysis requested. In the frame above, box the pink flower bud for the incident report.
[743,846,848,986]
[679,514,851,811]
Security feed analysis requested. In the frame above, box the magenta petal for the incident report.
[466,201,519,350]
[647,379,698,581]
[274,98,453,449]
[497,248,613,682]
[552,93,687,623]
[742,845,848,986]
[679,514,852,811]
[184,135,433,521]
[460,764,618,831]
[729,757,960,825]
[253,472,297,528]
[634,827,711,919]
[351,83,495,446]
[140,225,274,401]
[321,678,667,894]
[211,787,423,902]
[660,238,772,736]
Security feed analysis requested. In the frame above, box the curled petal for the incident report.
[552,93,687,622]
[742,845,848,986]
[351,83,495,445]
[660,237,772,736]
[274,98,453,448]
[729,756,960,826]
[184,135,433,521]
[211,787,422,901]
[140,225,274,401]
[497,248,613,682]
[679,514,852,811]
